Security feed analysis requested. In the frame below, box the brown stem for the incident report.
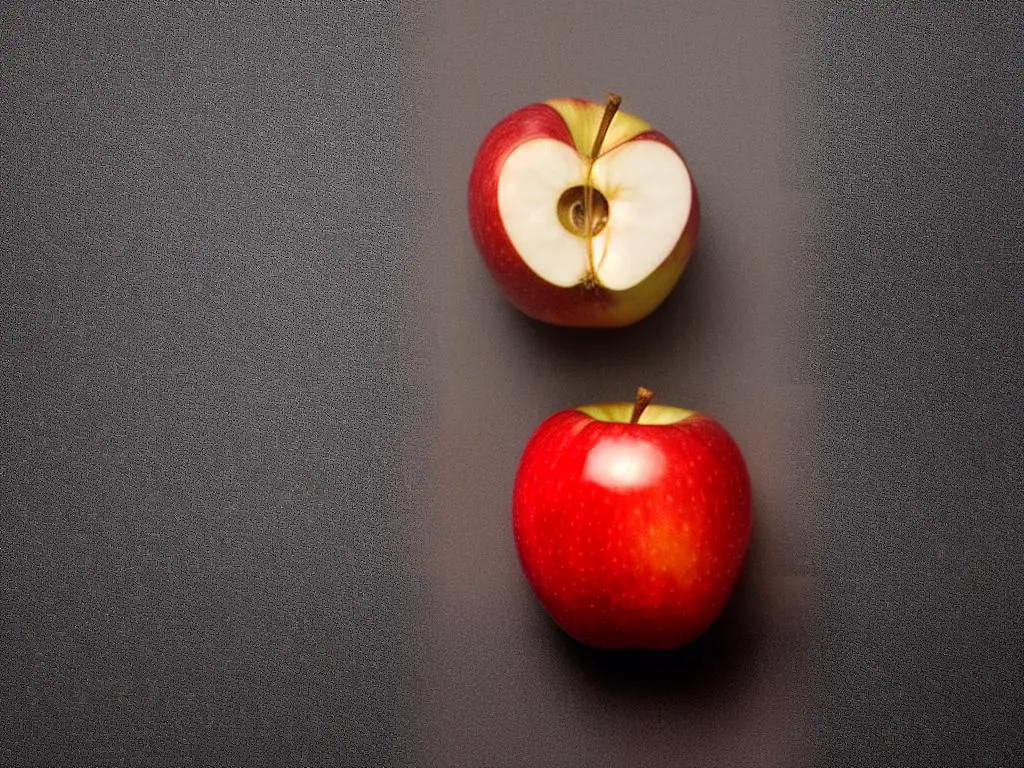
[583,93,622,286]
[589,93,622,160]
[630,386,654,424]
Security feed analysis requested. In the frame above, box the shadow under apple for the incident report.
[533,528,762,704]
[500,239,715,376]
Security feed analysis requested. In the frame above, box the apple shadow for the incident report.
[539,530,762,703]
[502,239,715,376]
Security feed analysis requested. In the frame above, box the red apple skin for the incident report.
[468,101,700,328]
[513,408,751,649]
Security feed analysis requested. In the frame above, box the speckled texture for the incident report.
[800,2,1024,765]
[1,2,423,765]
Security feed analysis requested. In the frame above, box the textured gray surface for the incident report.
[803,3,1024,765]
[2,2,420,765]
[1,1,1022,766]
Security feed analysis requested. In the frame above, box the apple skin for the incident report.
[468,99,700,328]
[512,405,751,650]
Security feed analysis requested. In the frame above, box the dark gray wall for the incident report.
[2,1,1021,766]
[805,4,1023,765]
[2,2,420,765]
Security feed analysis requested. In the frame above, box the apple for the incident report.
[513,388,751,649]
[468,94,699,327]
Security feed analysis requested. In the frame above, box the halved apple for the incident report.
[468,95,699,327]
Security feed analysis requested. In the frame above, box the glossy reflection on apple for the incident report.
[513,388,751,650]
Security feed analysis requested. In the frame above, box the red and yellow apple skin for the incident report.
[512,403,750,650]
[468,99,700,328]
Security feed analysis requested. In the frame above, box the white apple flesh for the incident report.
[499,129,691,290]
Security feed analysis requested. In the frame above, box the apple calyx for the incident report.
[629,386,655,424]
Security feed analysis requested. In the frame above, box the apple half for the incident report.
[469,95,699,327]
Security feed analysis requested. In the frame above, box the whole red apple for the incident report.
[513,388,751,649]
[469,95,699,327]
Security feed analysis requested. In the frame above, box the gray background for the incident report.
[2,1,1021,766]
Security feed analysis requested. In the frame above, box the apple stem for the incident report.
[630,386,654,424]
[582,93,622,287]
[590,93,622,160]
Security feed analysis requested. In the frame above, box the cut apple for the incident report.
[469,94,700,328]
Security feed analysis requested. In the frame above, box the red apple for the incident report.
[513,388,751,649]
[469,95,699,327]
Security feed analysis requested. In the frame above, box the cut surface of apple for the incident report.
[497,133,693,290]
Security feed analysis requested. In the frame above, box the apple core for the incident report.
[557,185,610,236]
